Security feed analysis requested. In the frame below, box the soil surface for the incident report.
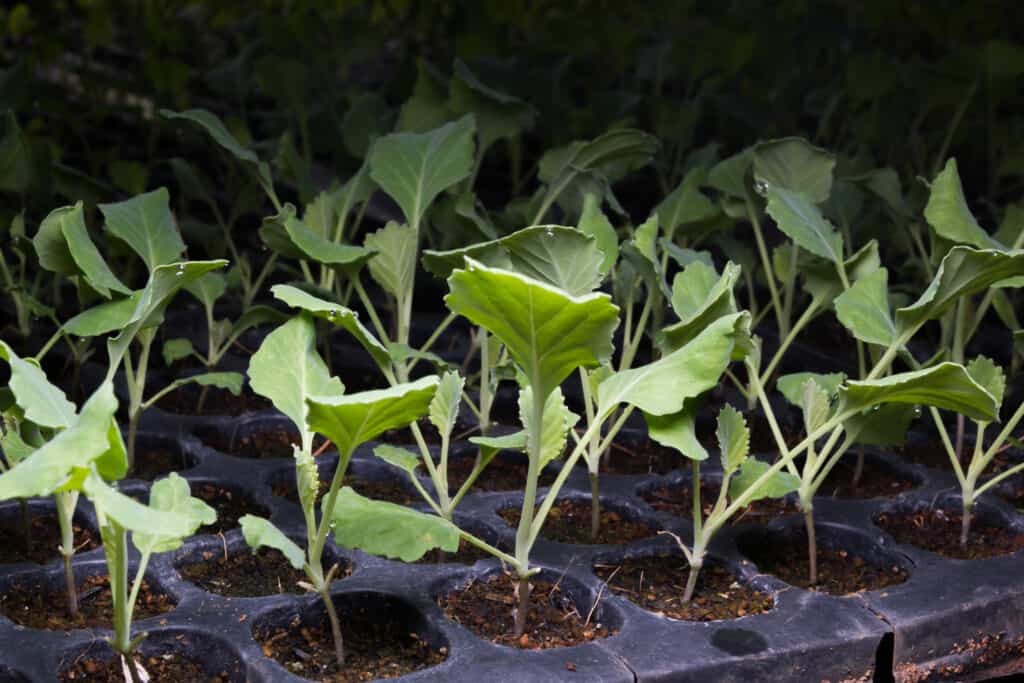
[875,507,1024,559]
[0,574,173,630]
[446,455,556,492]
[817,456,919,499]
[596,439,686,476]
[201,427,302,459]
[416,538,496,565]
[272,474,414,506]
[158,385,271,416]
[192,483,268,535]
[739,531,909,595]
[592,554,774,621]
[132,447,194,481]
[898,439,1023,475]
[257,606,446,681]
[641,480,798,524]
[180,548,345,597]
[0,512,99,565]
[59,650,237,682]
[499,499,655,545]
[438,573,613,648]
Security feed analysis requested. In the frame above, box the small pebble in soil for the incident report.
[499,499,654,544]
[875,507,1024,560]
[593,554,774,621]
[438,573,613,648]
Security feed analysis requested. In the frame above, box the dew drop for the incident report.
[913,406,922,417]
[175,264,185,277]
[328,309,337,319]
[544,228,554,238]
[754,179,769,196]
[872,405,880,412]
[352,311,359,319]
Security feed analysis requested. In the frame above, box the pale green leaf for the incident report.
[162,338,194,366]
[519,386,577,467]
[578,194,618,274]
[839,363,998,422]
[708,148,753,199]
[184,272,227,311]
[328,487,460,562]
[249,316,344,433]
[99,188,185,270]
[364,221,417,298]
[644,400,707,461]
[161,108,272,188]
[966,356,1006,409]
[657,263,741,353]
[134,473,217,553]
[85,473,203,547]
[765,186,843,263]
[33,202,129,297]
[729,458,800,503]
[777,372,846,406]
[753,137,835,202]
[63,294,140,337]
[369,115,475,229]
[445,258,618,400]
[271,284,390,369]
[656,168,719,239]
[799,379,832,434]
[307,376,439,455]
[717,405,750,474]
[162,371,244,397]
[373,444,420,474]
[428,371,464,438]
[845,404,918,447]
[239,515,305,569]
[924,159,1001,249]
[0,341,75,429]
[834,267,895,346]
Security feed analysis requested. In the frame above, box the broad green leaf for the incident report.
[261,205,377,269]
[777,372,846,406]
[839,363,998,422]
[327,487,460,562]
[369,115,475,229]
[765,186,843,263]
[307,376,439,455]
[578,194,618,274]
[184,272,227,311]
[249,316,343,434]
[271,284,390,369]
[895,247,1024,335]
[162,338,194,366]
[0,383,122,499]
[729,458,800,503]
[803,239,881,303]
[428,371,464,438]
[924,159,1000,249]
[423,225,605,296]
[966,356,1006,409]
[63,294,140,337]
[470,431,528,461]
[395,59,451,134]
[162,372,244,397]
[134,473,217,553]
[84,472,201,544]
[834,268,895,346]
[449,59,534,154]
[446,258,618,399]
[386,343,450,370]
[373,444,420,474]
[658,263,741,353]
[364,221,417,297]
[0,341,75,429]
[656,168,718,239]
[717,405,749,474]
[107,261,229,371]
[644,400,707,461]
[599,313,743,417]
[160,108,272,187]
[33,203,129,297]
[519,386,577,467]
[0,110,32,193]
[799,379,832,434]
[753,137,835,202]
[708,148,753,199]
[845,404,918,447]
[99,188,185,270]
[239,515,305,569]
[538,129,659,188]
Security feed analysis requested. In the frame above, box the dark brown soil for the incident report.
[200,427,329,460]
[875,507,1024,559]
[272,474,414,506]
[180,548,346,597]
[817,456,919,499]
[0,512,99,565]
[592,554,774,621]
[438,573,613,648]
[641,480,798,524]
[499,499,654,545]
[59,648,236,682]
[191,483,268,535]
[158,385,271,417]
[446,456,556,492]
[595,439,686,476]
[416,538,497,565]
[0,574,173,630]
[132,447,194,481]
[897,439,1023,474]
[740,531,909,595]
[257,606,447,681]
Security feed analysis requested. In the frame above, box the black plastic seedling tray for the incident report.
[3,401,1024,682]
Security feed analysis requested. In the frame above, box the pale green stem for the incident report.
[352,278,390,343]
[746,194,787,338]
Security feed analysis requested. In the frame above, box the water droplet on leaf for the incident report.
[754,180,769,196]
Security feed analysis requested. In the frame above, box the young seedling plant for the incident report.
[237,312,441,667]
